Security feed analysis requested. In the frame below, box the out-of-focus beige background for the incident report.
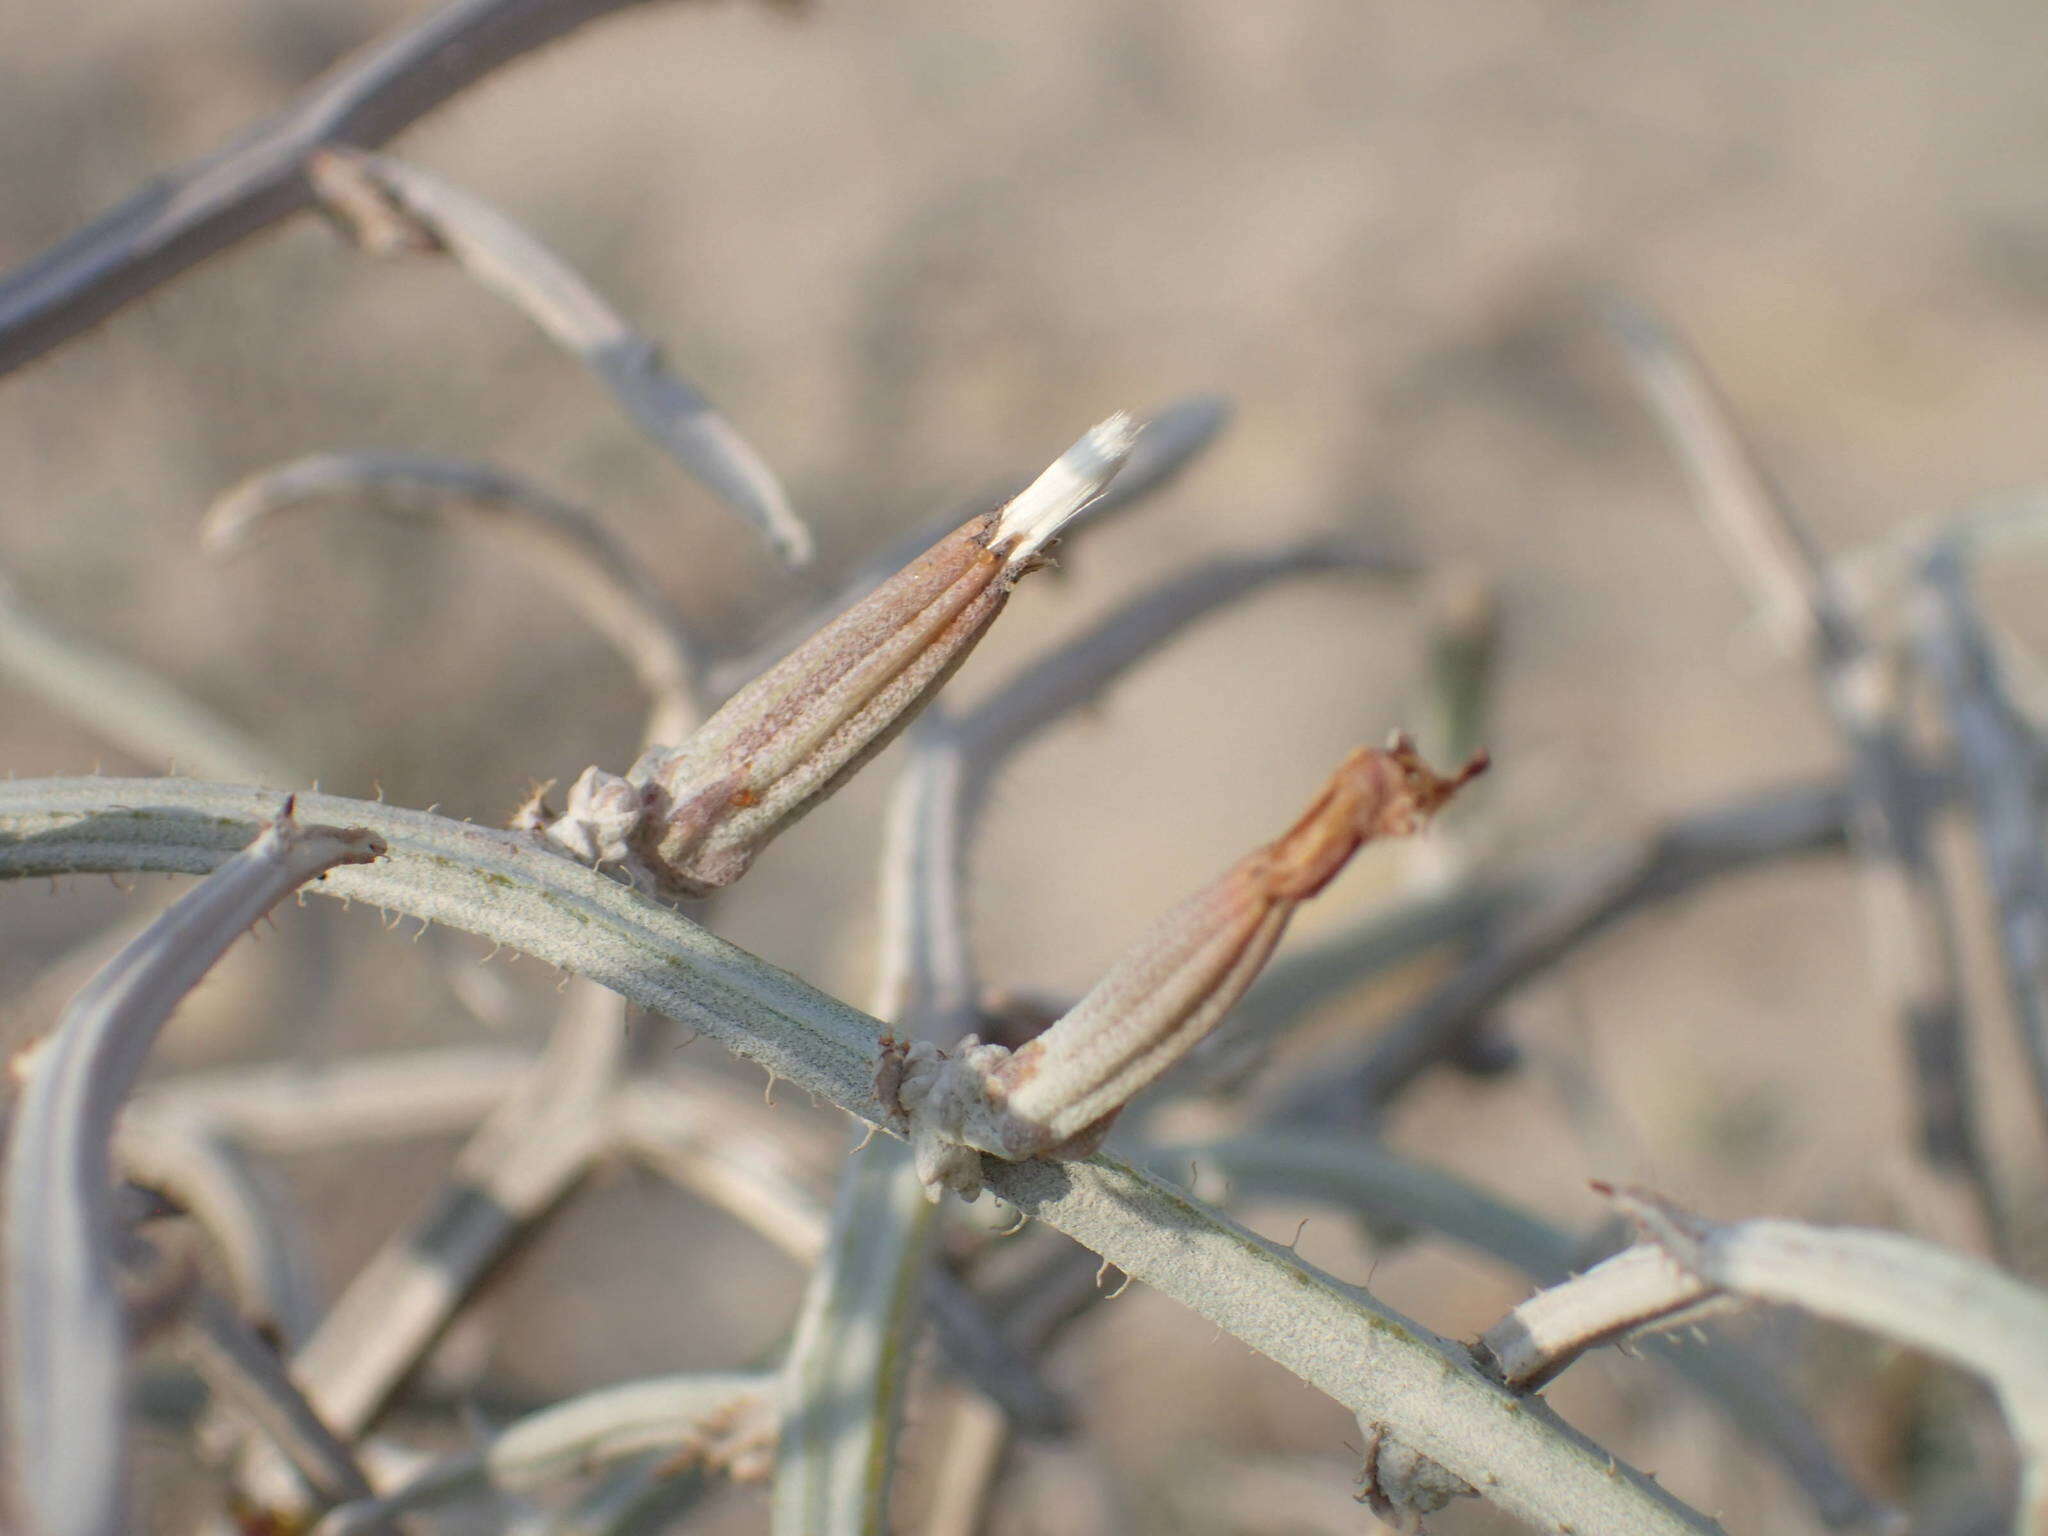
[5,2,2048,1531]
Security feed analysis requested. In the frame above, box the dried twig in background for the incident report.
[0,0,719,376]
[307,149,809,566]
[1603,294,1998,1240]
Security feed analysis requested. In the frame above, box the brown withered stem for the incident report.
[538,415,1138,897]
[626,509,1039,895]
[886,736,1485,1200]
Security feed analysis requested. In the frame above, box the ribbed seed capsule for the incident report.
[885,736,1487,1199]
[541,415,1138,896]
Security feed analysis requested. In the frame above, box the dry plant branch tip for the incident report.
[879,737,1487,1200]
[530,413,1141,897]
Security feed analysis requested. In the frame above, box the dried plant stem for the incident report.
[1605,296,1994,1231]
[307,150,808,565]
[116,1115,318,1345]
[289,981,624,1438]
[1258,776,1853,1119]
[773,1137,934,1536]
[732,395,1246,697]
[0,0,697,375]
[1498,1190,2048,1534]
[986,1152,1722,1536]
[773,724,987,1535]
[312,1371,776,1534]
[1917,544,2048,1137]
[1478,1243,1729,1392]
[1161,1133,1893,1532]
[205,452,706,745]
[0,776,1720,1536]
[231,978,624,1520]
[179,1287,378,1513]
[0,570,295,784]
[2,803,382,1536]
[128,1046,530,1154]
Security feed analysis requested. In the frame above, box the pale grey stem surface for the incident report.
[616,1075,834,1263]
[282,978,625,1442]
[1604,296,1992,1226]
[1421,567,1502,770]
[0,569,296,784]
[0,0,685,375]
[117,1113,320,1345]
[1164,1133,1893,1532]
[983,1153,1723,1536]
[1478,1244,1727,1392]
[1599,290,1829,649]
[2,804,382,1536]
[0,777,1722,1535]
[1917,544,2048,1135]
[312,1372,774,1534]
[204,451,706,744]
[1839,486,2048,612]
[1615,1190,2048,1535]
[309,150,810,567]
[772,730,978,1535]
[487,1371,776,1491]
[181,1287,378,1513]
[773,1136,934,1536]
[875,722,978,1039]
[129,1046,529,1154]
[536,1455,710,1536]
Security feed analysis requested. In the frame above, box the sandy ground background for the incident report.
[5,2,2048,1531]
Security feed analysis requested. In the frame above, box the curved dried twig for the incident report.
[2,802,383,1536]
[312,1371,776,1534]
[205,450,705,746]
[179,1288,377,1514]
[307,149,809,566]
[0,0,696,375]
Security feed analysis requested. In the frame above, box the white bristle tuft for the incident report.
[992,412,1140,566]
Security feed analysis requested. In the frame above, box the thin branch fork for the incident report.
[0,0,709,376]
[1165,1133,1895,1532]
[1480,1188,2048,1535]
